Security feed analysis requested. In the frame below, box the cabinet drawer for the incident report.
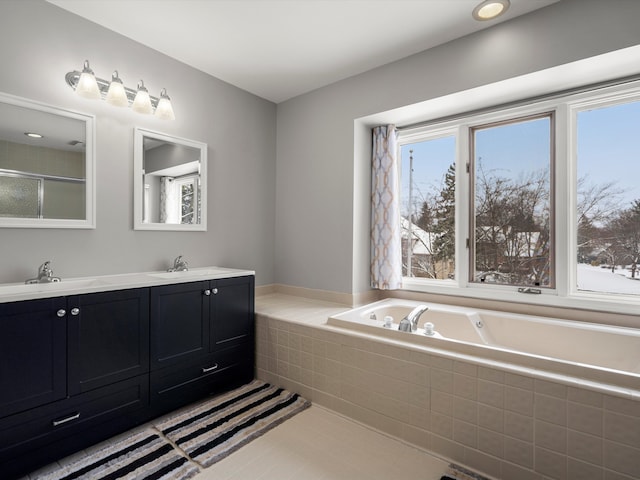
[150,344,253,413]
[0,374,149,460]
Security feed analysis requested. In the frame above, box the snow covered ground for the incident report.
[577,263,640,295]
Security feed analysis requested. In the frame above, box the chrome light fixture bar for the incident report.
[65,60,175,120]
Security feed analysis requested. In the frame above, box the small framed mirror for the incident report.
[133,127,207,231]
[0,92,95,228]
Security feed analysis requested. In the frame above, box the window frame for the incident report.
[469,111,556,290]
[398,125,461,287]
[396,80,640,315]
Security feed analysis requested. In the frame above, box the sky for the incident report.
[577,100,640,209]
[400,99,640,216]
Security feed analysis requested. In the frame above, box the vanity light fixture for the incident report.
[75,60,101,100]
[472,0,510,21]
[105,71,128,107]
[131,80,153,115]
[65,60,175,120]
[154,89,176,121]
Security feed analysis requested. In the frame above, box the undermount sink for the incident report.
[147,268,231,279]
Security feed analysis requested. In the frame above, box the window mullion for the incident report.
[555,104,571,297]
[456,125,469,288]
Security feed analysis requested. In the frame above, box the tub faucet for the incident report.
[25,261,61,284]
[398,305,429,332]
[168,255,189,272]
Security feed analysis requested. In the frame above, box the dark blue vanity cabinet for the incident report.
[149,275,255,415]
[0,297,67,418]
[0,288,150,479]
[0,274,255,479]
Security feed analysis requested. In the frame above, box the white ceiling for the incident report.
[47,0,558,103]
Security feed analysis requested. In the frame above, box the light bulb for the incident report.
[472,0,510,21]
[154,88,175,120]
[75,60,101,100]
[132,80,153,114]
[106,71,128,107]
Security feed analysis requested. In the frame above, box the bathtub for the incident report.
[327,299,640,395]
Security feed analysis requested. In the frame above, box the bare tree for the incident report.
[603,200,640,277]
[576,175,625,264]
[474,162,550,286]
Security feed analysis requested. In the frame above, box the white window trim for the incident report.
[397,80,640,316]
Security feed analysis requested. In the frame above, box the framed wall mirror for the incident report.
[0,92,95,228]
[133,127,207,231]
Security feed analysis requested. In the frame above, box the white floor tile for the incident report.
[193,405,449,480]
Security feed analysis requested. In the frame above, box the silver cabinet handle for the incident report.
[71,307,80,316]
[202,363,219,373]
[52,412,80,426]
[56,309,66,317]
[212,288,218,295]
[203,289,211,296]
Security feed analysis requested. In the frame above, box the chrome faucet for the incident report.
[25,261,62,284]
[168,255,189,272]
[398,305,429,332]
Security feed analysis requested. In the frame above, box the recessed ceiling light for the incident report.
[472,0,510,21]
[24,132,44,139]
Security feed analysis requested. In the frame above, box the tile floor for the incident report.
[193,405,450,480]
[27,405,450,480]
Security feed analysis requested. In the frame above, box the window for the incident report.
[400,135,456,281]
[575,98,640,296]
[397,81,640,311]
[471,114,553,288]
[174,175,200,225]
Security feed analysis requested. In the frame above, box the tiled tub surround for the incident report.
[256,294,640,480]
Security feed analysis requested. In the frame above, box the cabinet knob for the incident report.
[212,288,218,295]
[71,307,80,316]
[56,309,66,317]
[203,289,211,296]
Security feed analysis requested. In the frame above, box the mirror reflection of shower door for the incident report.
[0,174,42,218]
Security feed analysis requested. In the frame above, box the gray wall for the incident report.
[2,0,640,295]
[275,0,640,294]
[0,0,276,285]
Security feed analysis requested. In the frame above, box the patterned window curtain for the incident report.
[371,125,402,290]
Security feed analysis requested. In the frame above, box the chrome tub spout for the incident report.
[398,304,429,333]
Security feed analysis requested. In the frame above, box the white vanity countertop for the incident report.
[0,266,255,304]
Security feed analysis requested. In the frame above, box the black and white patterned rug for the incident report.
[33,429,198,480]
[34,380,310,479]
[155,380,311,468]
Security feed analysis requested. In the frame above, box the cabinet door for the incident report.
[210,276,254,349]
[150,281,209,370]
[67,289,149,395]
[0,297,66,418]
